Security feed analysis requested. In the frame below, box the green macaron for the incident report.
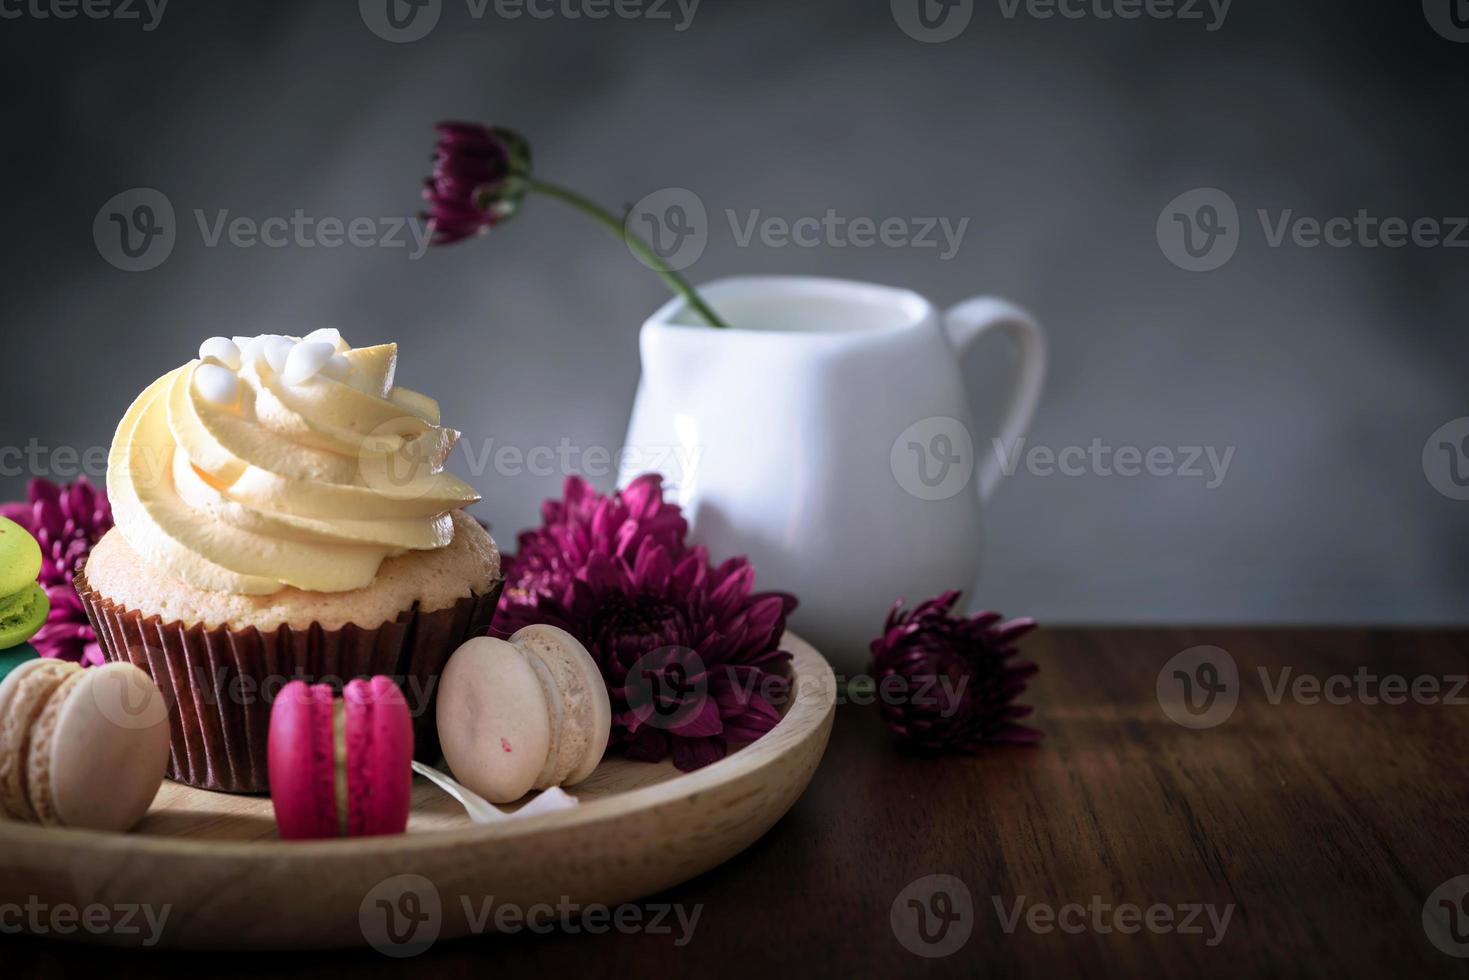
[0,518,48,650]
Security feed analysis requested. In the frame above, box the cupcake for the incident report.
[77,329,502,793]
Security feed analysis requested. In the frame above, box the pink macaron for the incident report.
[267,676,413,840]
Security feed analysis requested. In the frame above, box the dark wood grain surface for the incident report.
[8,628,1469,978]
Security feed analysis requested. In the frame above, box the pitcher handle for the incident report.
[943,297,1048,502]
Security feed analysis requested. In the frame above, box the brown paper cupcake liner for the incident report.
[75,571,502,794]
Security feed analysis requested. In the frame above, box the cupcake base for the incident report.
[76,572,501,794]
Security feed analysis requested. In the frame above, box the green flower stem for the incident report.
[528,178,728,328]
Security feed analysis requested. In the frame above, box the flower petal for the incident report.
[671,736,727,772]
[669,696,723,738]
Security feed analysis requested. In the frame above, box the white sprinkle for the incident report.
[199,337,241,371]
[194,364,239,406]
[303,327,345,350]
[263,336,295,374]
[239,335,268,367]
[320,353,352,382]
[283,341,336,385]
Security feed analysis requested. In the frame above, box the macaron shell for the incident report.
[268,681,340,840]
[26,669,86,826]
[510,625,611,786]
[0,518,42,600]
[344,677,412,837]
[46,663,171,832]
[0,659,79,822]
[438,637,552,804]
[0,583,49,651]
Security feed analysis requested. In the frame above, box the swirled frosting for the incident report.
[107,330,480,595]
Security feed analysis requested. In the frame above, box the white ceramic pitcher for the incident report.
[619,276,1046,671]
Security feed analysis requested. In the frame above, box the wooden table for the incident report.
[9,628,1469,977]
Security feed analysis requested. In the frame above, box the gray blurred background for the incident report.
[1,0,1465,624]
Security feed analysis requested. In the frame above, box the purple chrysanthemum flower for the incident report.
[869,590,1039,752]
[1,477,113,666]
[421,121,531,245]
[500,474,689,615]
[496,476,795,772]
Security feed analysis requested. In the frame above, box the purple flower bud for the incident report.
[421,121,532,245]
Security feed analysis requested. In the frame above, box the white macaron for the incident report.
[437,625,611,804]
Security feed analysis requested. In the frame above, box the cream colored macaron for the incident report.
[437,625,611,804]
[0,659,171,832]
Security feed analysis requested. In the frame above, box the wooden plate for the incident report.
[0,634,836,950]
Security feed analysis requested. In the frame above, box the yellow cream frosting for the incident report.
[107,332,480,595]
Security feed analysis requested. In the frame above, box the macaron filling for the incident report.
[519,650,567,788]
[333,699,350,837]
[25,669,86,826]
[0,588,28,618]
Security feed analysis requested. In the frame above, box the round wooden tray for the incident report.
[0,634,836,951]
